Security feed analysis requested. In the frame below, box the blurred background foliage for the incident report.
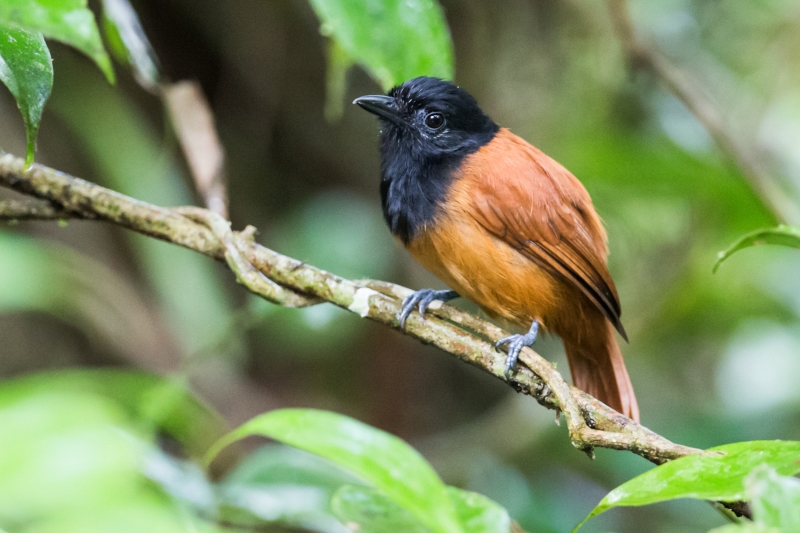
[1,0,800,531]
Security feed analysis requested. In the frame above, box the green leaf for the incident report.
[100,0,160,91]
[307,0,453,90]
[747,465,800,530]
[331,484,432,533]
[0,0,114,83]
[206,408,462,533]
[329,485,510,533]
[446,487,511,533]
[0,25,52,165]
[573,441,800,532]
[219,444,362,533]
[224,443,363,491]
[713,225,800,272]
[219,484,350,533]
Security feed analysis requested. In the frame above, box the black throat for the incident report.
[379,133,463,244]
[358,77,499,243]
[379,127,497,243]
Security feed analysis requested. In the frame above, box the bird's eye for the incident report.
[424,112,445,130]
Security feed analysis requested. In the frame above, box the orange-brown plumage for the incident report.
[356,77,639,422]
[407,129,638,421]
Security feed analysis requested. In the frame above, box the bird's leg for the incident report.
[398,289,459,328]
[495,319,540,379]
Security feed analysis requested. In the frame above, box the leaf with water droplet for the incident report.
[573,440,800,532]
[0,25,52,165]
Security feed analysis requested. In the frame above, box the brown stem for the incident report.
[0,198,81,221]
[0,153,749,517]
[0,153,694,459]
[161,81,229,217]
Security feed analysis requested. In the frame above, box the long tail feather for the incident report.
[563,319,639,422]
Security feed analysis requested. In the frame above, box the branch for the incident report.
[0,153,702,460]
[1,152,753,521]
[0,198,80,221]
[606,0,800,224]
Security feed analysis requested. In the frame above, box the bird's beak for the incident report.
[353,95,404,126]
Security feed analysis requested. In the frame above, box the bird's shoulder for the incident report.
[454,129,602,245]
[451,128,626,337]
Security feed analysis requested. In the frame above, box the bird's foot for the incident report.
[398,289,459,329]
[495,320,540,379]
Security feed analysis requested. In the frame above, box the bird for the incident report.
[354,76,639,422]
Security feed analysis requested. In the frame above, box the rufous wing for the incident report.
[459,129,626,340]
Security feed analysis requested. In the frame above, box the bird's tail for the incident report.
[563,319,639,423]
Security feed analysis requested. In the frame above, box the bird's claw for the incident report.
[398,289,458,329]
[495,320,540,379]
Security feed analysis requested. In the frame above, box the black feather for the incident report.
[368,77,499,243]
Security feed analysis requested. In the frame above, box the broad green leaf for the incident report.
[331,484,432,533]
[573,441,800,532]
[224,443,363,490]
[446,487,511,533]
[713,225,800,272]
[329,484,511,533]
[206,409,462,533]
[308,0,453,90]
[747,465,800,530]
[0,25,52,165]
[0,0,114,82]
[219,444,361,533]
[219,484,350,533]
[101,0,160,91]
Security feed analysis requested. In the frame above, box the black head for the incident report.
[354,77,499,242]
[354,77,498,160]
